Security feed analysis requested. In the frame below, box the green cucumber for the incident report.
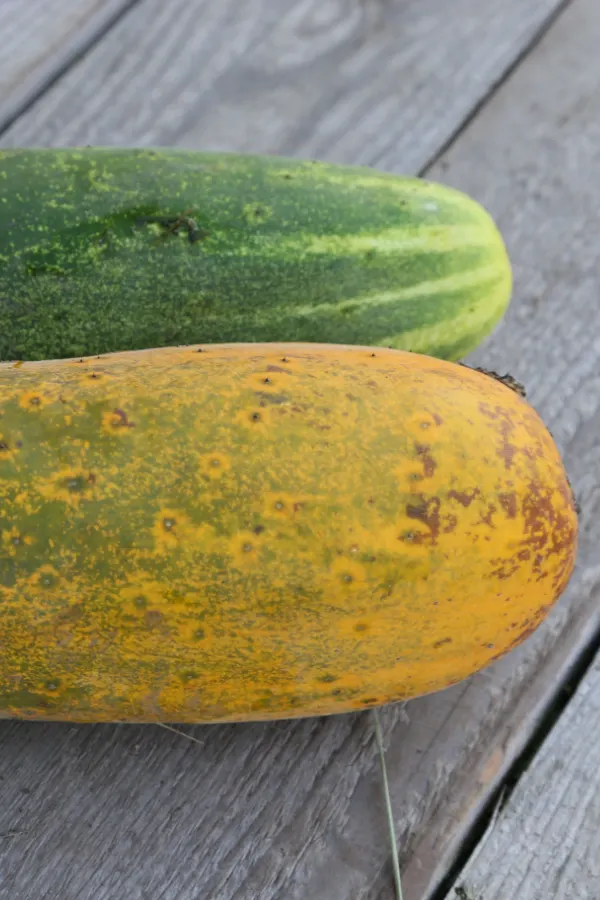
[0,148,511,361]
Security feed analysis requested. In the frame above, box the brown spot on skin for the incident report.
[499,492,518,518]
[255,392,289,405]
[415,443,437,478]
[144,610,165,630]
[253,525,265,535]
[448,488,480,507]
[477,504,497,528]
[521,480,576,578]
[503,614,546,653]
[318,674,338,684]
[433,637,452,649]
[0,441,9,452]
[490,558,521,580]
[498,420,518,470]
[432,412,444,426]
[522,481,564,551]
[442,514,458,533]
[112,408,135,428]
[293,502,304,514]
[406,496,441,543]
[354,623,368,632]
[478,402,518,470]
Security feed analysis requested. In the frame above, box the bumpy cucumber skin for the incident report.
[0,148,511,361]
[0,343,576,724]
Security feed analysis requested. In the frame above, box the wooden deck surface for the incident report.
[1,2,599,899]
[445,647,600,900]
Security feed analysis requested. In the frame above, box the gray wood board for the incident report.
[2,1,600,900]
[0,0,137,134]
[2,0,563,174]
[406,0,600,891]
[444,648,600,900]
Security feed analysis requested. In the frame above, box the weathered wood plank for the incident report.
[443,649,600,900]
[401,0,600,892]
[0,0,137,134]
[2,2,599,900]
[3,0,563,173]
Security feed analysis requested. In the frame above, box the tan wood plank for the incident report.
[1,2,597,900]
[443,649,600,900]
[0,0,137,133]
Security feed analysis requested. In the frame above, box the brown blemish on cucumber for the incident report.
[448,488,480,507]
[415,442,437,478]
[433,637,452,649]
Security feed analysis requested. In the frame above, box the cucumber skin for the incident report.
[0,343,577,724]
[0,148,511,362]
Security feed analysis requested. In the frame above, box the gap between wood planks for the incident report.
[418,0,574,176]
[428,611,600,900]
[0,0,143,139]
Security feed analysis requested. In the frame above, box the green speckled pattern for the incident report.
[0,148,511,361]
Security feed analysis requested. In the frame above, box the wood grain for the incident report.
[2,1,599,900]
[404,0,600,891]
[2,0,563,174]
[444,649,600,900]
[0,0,138,134]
